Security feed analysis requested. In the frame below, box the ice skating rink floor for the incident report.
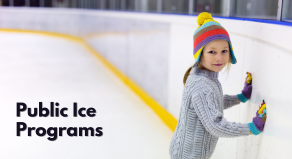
[0,31,173,159]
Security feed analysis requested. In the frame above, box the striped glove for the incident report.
[248,102,267,135]
[237,72,252,103]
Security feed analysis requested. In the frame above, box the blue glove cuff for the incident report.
[237,93,249,103]
[248,121,262,135]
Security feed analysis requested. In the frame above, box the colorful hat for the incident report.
[193,12,237,67]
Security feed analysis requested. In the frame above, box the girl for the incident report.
[169,12,267,159]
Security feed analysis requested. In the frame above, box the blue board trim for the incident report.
[93,9,292,27]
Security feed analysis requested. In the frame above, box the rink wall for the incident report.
[1,7,292,159]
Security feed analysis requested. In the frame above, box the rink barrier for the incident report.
[0,28,178,132]
[93,9,292,27]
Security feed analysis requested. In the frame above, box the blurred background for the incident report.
[0,0,292,21]
[0,0,292,159]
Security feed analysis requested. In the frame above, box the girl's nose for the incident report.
[216,54,223,62]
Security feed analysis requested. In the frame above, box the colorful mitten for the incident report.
[237,72,253,103]
[253,110,265,131]
[249,101,267,135]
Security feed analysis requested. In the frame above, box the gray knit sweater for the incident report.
[169,67,250,159]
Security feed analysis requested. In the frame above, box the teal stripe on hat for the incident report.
[193,51,203,68]
[228,41,237,64]
[193,21,222,36]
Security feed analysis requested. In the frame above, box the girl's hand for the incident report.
[237,72,253,103]
[250,113,266,135]
[249,108,267,135]
[254,110,267,131]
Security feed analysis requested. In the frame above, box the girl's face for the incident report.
[200,39,230,72]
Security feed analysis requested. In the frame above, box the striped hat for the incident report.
[193,12,237,67]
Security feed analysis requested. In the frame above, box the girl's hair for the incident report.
[183,50,233,85]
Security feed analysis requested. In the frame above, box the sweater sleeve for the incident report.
[223,94,240,110]
[192,87,250,138]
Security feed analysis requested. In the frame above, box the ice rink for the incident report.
[0,31,173,158]
[1,5,292,158]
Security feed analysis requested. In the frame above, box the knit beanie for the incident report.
[193,12,237,67]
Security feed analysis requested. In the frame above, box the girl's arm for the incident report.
[223,94,241,110]
[192,87,250,138]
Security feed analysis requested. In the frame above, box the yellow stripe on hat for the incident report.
[194,47,204,60]
[230,42,233,50]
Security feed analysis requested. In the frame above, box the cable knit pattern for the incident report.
[169,67,250,159]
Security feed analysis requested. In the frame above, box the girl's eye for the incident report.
[208,50,228,54]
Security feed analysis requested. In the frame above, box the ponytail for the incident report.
[183,63,197,86]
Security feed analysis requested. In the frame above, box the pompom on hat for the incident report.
[193,12,237,67]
